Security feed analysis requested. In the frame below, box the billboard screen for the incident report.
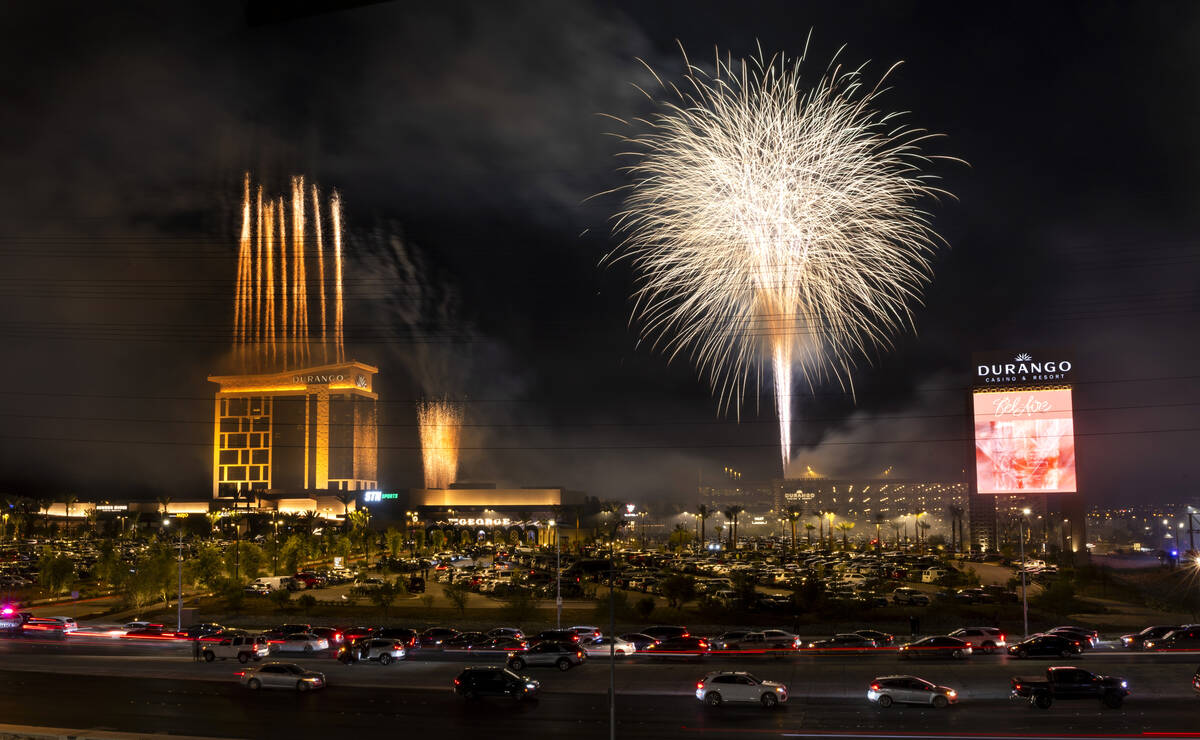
[973,388,1076,493]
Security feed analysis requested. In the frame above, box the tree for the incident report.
[370,580,403,618]
[297,593,317,616]
[634,596,655,621]
[224,542,265,583]
[205,511,222,539]
[335,492,357,530]
[61,494,79,535]
[804,522,816,545]
[37,550,75,594]
[836,521,856,550]
[443,581,470,615]
[667,525,694,552]
[429,529,446,553]
[385,527,403,559]
[122,564,161,617]
[785,507,803,552]
[156,496,172,517]
[269,587,293,612]
[660,574,696,608]
[280,535,308,575]
[186,544,226,588]
[873,512,887,550]
[946,505,963,553]
[728,505,744,549]
[697,505,712,550]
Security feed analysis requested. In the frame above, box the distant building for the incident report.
[208,360,379,500]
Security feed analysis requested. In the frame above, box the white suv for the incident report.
[696,671,788,708]
[202,635,269,663]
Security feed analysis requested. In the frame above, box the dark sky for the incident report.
[0,1,1196,506]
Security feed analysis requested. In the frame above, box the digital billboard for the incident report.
[973,388,1076,493]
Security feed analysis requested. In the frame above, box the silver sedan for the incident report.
[238,662,326,692]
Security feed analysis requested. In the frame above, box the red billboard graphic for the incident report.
[973,388,1076,493]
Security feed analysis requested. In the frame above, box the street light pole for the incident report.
[1020,507,1030,639]
[165,518,183,632]
[551,519,561,629]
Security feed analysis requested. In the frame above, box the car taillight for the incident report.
[870,683,880,691]
[453,678,460,685]
[999,634,1006,642]
[394,642,403,649]
[234,671,245,676]
[696,681,704,689]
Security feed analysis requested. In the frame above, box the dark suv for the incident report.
[453,666,540,701]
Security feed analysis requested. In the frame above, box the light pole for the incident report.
[164,518,183,632]
[550,519,561,629]
[1019,507,1031,639]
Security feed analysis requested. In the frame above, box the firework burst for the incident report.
[607,43,954,473]
[417,398,464,490]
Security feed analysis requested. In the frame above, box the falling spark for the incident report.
[313,184,327,364]
[331,190,345,364]
[609,45,952,473]
[417,398,463,489]
[233,173,347,370]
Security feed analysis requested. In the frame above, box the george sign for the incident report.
[95,504,128,512]
[447,517,511,527]
[973,350,1073,388]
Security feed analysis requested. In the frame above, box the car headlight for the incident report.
[775,687,785,693]
[1120,680,1128,688]
[946,690,957,697]
[526,683,536,689]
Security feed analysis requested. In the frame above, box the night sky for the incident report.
[0,1,1196,506]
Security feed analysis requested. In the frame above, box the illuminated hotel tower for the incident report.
[209,174,378,499]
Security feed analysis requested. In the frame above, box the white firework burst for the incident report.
[606,42,955,473]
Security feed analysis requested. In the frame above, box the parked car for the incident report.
[202,635,269,663]
[238,662,325,691]
[892,588,930,606]
[375,627,419,648]
[582,636,635,657]
[472,636,528,653]
[695,671,788,708]
[867,675,958,708]
[453,666,540,702]
[1011,666,1128,709]
[1007,634,1082,659]
[181,623,225,640]
[641,625,690,641]
[947,627,1007,654]
[487,627,524,640]
[271,632,329,653]
[898,636,972,659]
[569,625,603,641]
[444,632,488,650]
[1047,627,1097,649]
[1120,625,1180,650]
[619,633,660,651]
[310,627,345,647]
[507,641,586,671]
[530,629,579,644]
[419,627,461,648]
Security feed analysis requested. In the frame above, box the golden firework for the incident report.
[418,398,463,490]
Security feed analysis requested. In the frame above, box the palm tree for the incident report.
[697,505,712,550]
[60,494,78,536]
[722,508,735,549]
[918,520,932,551]
[946,505,961,553]
[301,510,320,536]
[726,505,744,550]
[335,491,357,531]
[836,521,856,550]
[205,511,222,539]
[873,512,887,550]
[785,506,803,552]
[803,522,816,546]
[814,512,825,549]
[156,496,172,517]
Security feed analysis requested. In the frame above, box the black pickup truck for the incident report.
[1011,666,1129,709]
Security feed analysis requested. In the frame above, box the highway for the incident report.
[0,636,1198,739]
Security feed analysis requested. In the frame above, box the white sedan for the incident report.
[582,636,635,657]
[696,671,788,708]
[271,632,330,653]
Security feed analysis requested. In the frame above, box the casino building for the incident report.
[208,361,379,502]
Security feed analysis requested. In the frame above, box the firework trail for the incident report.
[608,44,952,473]
[232,173,347,370]
[418,398,463,489]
